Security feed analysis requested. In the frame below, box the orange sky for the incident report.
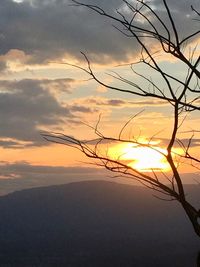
[0,0,199,190]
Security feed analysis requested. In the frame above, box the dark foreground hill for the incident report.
[0,181,199,267]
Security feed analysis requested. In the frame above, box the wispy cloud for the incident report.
[71,96,167,109]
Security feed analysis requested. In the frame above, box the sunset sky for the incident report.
[0,0,200,189]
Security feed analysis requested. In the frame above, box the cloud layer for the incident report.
[0,0,136,64]
[0,78,75,147]
[1,0,198,67]
[0,161,112,195]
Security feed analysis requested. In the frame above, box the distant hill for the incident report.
[0,181,199,266]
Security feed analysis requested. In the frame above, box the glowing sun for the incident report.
[126,146,169,172]
[108,143,170,172]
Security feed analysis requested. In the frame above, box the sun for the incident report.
[108,142,170,172]
[127,146,169,172]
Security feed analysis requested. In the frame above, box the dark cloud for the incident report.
[0,139,28,148]
[159,137,200,148]
[0,161,102,177]
[175,138,200,148]
[105,99,166,107]
[75,97,166,108]
[151,0,200,41]
[0,78,74,147]
[0,0,137,64]
[85,98,131,107]
[69,105,95,113]
[0,0,198,65]
[0,61,7,72]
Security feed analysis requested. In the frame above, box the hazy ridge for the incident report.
[0,180,199,266]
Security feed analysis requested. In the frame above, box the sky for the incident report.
[0,0,200,191]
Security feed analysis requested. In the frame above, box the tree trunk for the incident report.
[197,251,200,267]
[181,201,200,237]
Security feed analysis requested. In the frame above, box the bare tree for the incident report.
[43,0,200,237]
[197,251,200,267]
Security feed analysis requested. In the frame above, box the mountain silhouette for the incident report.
[0,180,199,266]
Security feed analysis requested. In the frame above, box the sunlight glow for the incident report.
[108,142,170,172]
[126,146,169,172]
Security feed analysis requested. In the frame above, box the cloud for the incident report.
[0,78,75,147]
[158,137,200,149]
[0,138,33,149]
[150,0,200,40]
[175,138,200,148]
[0,161,103,178]
[0,0,198,66]
[0,0,138,65]
[69,105,96,113]
[0,61,7,72]
[0,161,112,195]
[71,96,167,109]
